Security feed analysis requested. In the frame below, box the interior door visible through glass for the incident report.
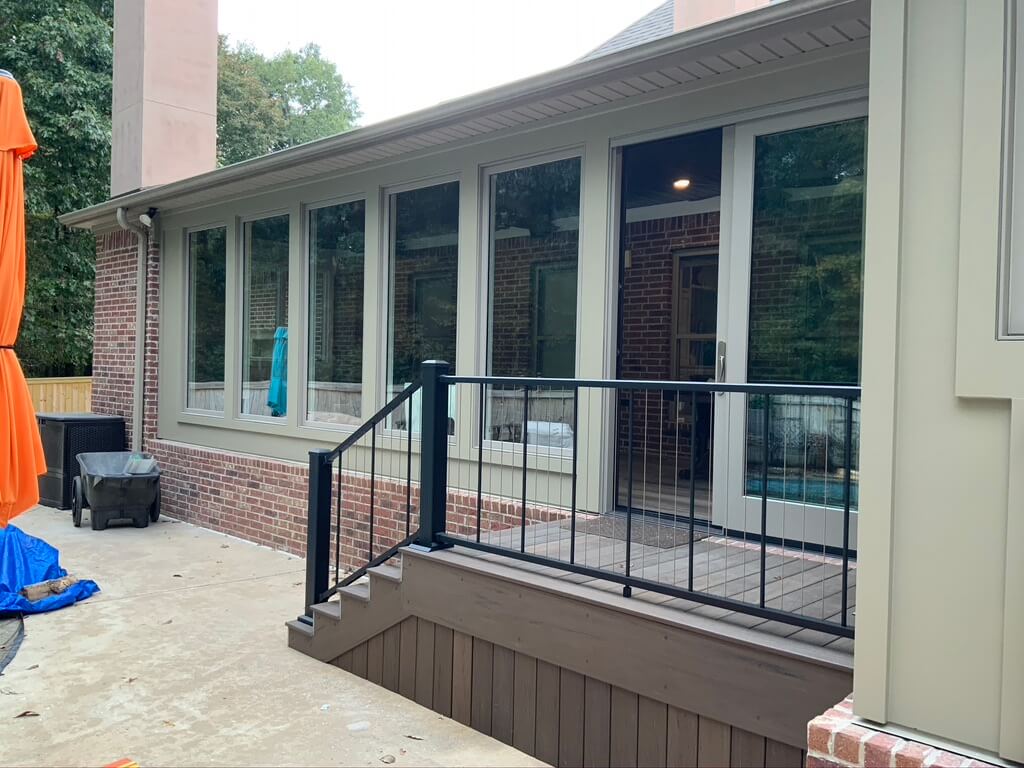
[615,128,723,519]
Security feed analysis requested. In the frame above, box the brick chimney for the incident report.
[674,0,772,32]
[111,0,218,196]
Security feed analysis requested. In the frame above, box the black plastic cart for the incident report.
[72,452,161,530]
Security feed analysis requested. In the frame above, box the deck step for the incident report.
[286,618,314,637]
[368,563,403,583]
[338,581,371,604]
[311,601,341,621]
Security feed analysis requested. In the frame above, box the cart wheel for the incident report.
[149,485,161,523]
[71,477,83,528]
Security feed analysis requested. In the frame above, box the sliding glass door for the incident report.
[713,103,866,548]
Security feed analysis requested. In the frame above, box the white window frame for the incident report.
[238,208,293,425]
[301,193,369,432]
[182,221,229,417]
[479,147,585,460]
[380,173,461,440]
[716,99,867,549]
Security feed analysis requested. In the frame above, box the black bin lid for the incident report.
[36,413,126,424]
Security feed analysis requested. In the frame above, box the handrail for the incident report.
[329,533,418,595]
[327,379,421,460]
[302,379,423,618]
[443,373,861,399]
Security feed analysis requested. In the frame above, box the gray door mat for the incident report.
[0,617,24,675]
[560,514,708,548]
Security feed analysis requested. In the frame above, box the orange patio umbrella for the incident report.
[0,74,45,526]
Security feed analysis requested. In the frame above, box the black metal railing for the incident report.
[304,361,860,638]
[301,381,421,618]
[434,363,859,638]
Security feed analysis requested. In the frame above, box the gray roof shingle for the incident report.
[581,1,675,61]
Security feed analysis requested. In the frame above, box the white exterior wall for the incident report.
[855,0,1023,761]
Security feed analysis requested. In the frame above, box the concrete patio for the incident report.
[0,506,540,767]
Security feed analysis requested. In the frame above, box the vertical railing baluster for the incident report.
[841,396,854,628]
[405,401,412,538]
[570,386,579,565]
[369,424,376,563]
[335,453,341,587]
[477,382,484,542]
[416,360,451,550]
[624,389,634,598]
[688,391,696,592]
[760,394,771,609]
[520,385,530,553]
[304,448,333,617]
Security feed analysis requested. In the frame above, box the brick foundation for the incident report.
[807,697,999,768]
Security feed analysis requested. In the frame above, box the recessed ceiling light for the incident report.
[673,178,691,190]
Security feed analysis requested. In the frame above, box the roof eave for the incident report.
[60,0,868,231]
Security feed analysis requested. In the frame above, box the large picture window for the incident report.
[487,156,581,444]
[241,214,290,418]
[387,181,459,410]
[307,200,365,425]
[186,226,227,412]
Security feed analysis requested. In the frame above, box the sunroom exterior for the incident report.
[63,0,1024,765]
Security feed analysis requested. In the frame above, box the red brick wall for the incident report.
[617,212,720,464]
[619,212,720,382]
[490,231,579,376]
[92,230,142,447]
[807,697,997,768]
[390,243,458,386]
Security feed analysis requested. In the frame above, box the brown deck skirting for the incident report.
[401,548,851,750]
[289,544,852,764]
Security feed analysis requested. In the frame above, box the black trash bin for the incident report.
[73,452,161,530]
[37,413,126,509]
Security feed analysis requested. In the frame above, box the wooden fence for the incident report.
[26,377,92,414]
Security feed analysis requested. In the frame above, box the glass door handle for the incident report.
[715,340,726,395]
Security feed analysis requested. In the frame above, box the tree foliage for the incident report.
[0,7,360,375]
[217,37,360,166]
[1,0,113,376]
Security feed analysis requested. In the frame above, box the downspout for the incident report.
[115,207,153,453]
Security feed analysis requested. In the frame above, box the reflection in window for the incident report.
[186,227,227,411]
[387,182,459,430]
[242,214,290,418]
[488,157,581,445]
[307,201,365,425]
[744,118,866,508]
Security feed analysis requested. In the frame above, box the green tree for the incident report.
[217,38,360,166]
[0,11,360,375]
[216,37,285,166]
[1,0,113,376]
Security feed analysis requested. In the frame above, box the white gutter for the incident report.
[115,207,152,452]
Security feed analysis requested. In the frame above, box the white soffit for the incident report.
[62,0,870,229]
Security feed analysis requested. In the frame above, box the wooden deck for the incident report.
[470,517,854,655]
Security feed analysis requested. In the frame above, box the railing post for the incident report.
[304,448,333,617]
[416,360,452,550]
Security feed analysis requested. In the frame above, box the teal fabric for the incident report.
[267,326,288,417]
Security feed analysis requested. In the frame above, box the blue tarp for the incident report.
[0,525,99,614]
[267,326,288,417]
